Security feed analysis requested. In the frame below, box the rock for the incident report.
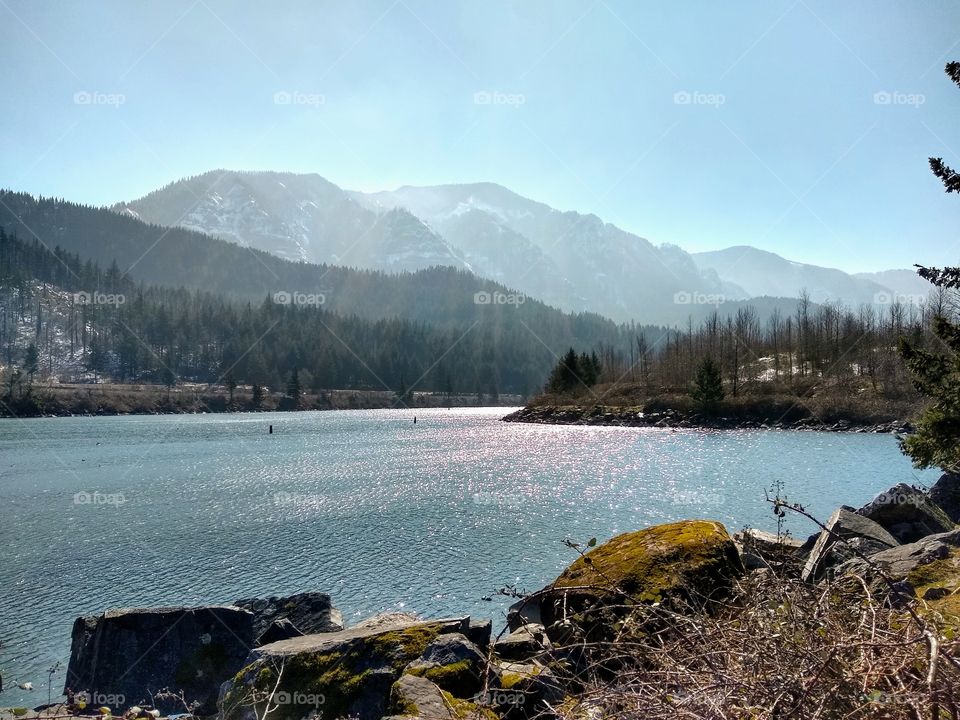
[506,599,542,632]
[838,528,960,581]
[257,618,304,645]
[387,674,456,719]
[493,624,550,662]
[929,472,960,523]
[735,528,803,556]
[490,661,564,720]
[234,592,342,644]
[65,605,254,715]
[219,617,471,720]
[856,483,955,543]
[836,529,960,621]
[801,508,899,583]
[466,618,492,650]
[534,520,743,641]
[404,633,489,698]
[735,529,804,571]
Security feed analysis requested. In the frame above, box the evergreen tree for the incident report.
[225,370,237,405]
[286,368,302,405]
[546,348,582,394]
[251,382,264,409]
[897,62,960,472]
[691,355,725,413]
[24,343,38,383]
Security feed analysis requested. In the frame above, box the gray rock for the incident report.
[489,661,564,720]
[801,508,899,583]
[220,616,471,720]
[388,674,456,719]
[256,617,303,645]
[65,605,254,715]
[837,528,960,581]
[404,633,488,698]
[493,623,550,662]
[735,528,803,556]
[856,483,955,543]
[466,618,492,650]
[234,592,342,643]
[506,598,542,631]
[929,472,960,523]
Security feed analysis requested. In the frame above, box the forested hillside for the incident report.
[0,226,659,398]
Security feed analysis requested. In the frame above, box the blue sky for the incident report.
[1,0,959,272]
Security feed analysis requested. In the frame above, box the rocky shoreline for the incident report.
[502,404,913,433]
[4,473,960,719]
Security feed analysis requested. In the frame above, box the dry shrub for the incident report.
[545,568,960,720]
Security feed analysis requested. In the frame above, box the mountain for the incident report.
[854,269,934,303]
[691,246,899,306]
[0,190,650,345]
[356,182,730,323]
[116,170,467,273]
[114,171,929,320]
[118,173,730,324]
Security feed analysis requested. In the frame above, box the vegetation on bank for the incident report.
[0,381,521,418]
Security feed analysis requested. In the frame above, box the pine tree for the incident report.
[546,348,582,394]
[24,343,38,383]
[287,368,302,406]
[898,62,960,472]
[251,382,264,409]
[225,370,237,405]
[691,355,725,413]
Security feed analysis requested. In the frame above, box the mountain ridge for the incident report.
[115,171,933,322]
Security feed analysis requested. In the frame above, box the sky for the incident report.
[1,0,959,273]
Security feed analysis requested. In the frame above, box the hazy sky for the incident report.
[2,0,959,272]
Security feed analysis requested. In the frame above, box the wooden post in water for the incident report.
[269,425,273,434]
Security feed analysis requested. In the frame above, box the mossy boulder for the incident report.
[488,661,564,720]
[219,617,471,720]
[533,520,743,640]
[404,633,489,698]
[838,528,960,631]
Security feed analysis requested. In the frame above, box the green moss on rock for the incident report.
[221,623,453,720]
[553,519,743,603]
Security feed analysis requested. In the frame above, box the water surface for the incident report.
[0,408,937,703]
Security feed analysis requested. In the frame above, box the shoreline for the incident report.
[501,404,913,433]
[1,383,524,419]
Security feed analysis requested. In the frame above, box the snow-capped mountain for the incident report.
[691,246,928,306]
[116,170,467,273]
[116,171,933,324]
[355,182,729,321]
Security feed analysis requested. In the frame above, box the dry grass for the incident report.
[546,567,960,720]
